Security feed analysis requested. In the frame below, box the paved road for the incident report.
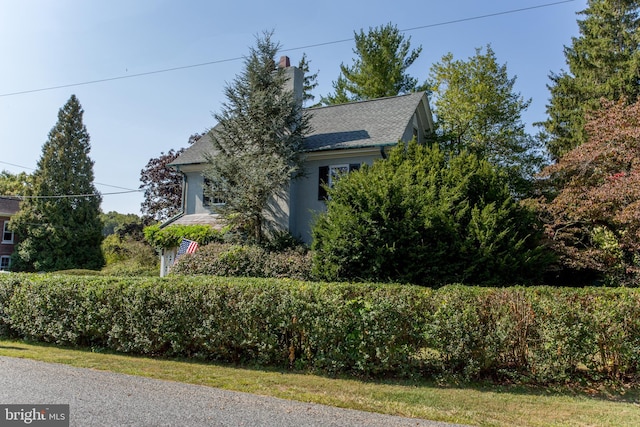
[0,356,470,427]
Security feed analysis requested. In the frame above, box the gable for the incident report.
[170,92,434,168]
[304,92,433,151]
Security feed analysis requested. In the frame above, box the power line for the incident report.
[0,160,140,192]
[0,0,576,98]
[1,190,142,200]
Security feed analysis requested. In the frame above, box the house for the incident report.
[160,57,434,275]
[0,197,20,271]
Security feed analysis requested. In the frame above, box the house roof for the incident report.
[170,92,431,167]
[304,91,429,151]
[161,213,226,229]
[0,197,20,217]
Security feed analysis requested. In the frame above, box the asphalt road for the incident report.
[0,356,470,427]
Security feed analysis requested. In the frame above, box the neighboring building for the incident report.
[0,197,20,271]
[159,57,434,275]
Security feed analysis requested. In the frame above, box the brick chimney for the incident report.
[278,56,303,108]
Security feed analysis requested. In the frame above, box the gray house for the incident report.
[160,59,434,274]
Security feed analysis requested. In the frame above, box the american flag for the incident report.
[177,238,198,258]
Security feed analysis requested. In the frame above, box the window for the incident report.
[318,163,361,200]
[203,178,225,207]
[0,256,10,271]
[2,221,13,244]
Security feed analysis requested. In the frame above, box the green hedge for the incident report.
[170,243,312,281]
[1,274,639,383]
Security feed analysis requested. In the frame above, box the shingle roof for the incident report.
[304,92,427,151]
[0,197,20,216]
[170,92,428,166]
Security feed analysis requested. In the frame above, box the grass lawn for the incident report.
[1,339,639,426]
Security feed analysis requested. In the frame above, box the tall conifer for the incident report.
[203,32,310,243]
[11,95,104,271]
[541,0,640,159]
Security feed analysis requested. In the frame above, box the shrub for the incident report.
[1,273,639,384]
[143,224,225,250]
[170,243,312,280]
[312,141,551,286]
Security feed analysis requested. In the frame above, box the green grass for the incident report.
[1,339,639,426]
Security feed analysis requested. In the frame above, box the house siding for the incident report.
[0,198,20,270]
[290,149,384,243]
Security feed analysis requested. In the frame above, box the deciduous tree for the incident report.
[139,133,201,222]
[0,170,30,196]
[539,98,640,284]
[429,45,545,197]
[10,95,103,271]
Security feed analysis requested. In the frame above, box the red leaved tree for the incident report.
[139,133,202,222]
[539,99,640,283]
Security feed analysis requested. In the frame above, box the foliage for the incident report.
[204,31,310,243]
[170,242,312,281]
[139,133,201,222]
[0,170,30,196]
[312,141,550,286]
[538,98,640,284]
[100,211,145,238]
[540,0,640,159]
[428,45,546,197]
[101,234,158,277]
[143,224,225,250]
[10,95,104,272]
[2,274,640,384]
[321,23,422,105]
[297,53,320,107]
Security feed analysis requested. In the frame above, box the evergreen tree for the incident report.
[10,95,104,271]
[429,45,546,196]
[541,0,640,159]
[312,141,549,286]
[204,31,310,243]
[298,53,320,107]
[322,23,422,104]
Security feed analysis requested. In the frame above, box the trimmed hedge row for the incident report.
[1,274,639,383]
[170,243,312,281]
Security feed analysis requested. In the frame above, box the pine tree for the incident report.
[203,31,310,243]
[321,23,422,105]
[297,53,320,107]
[11,95,104,271]
[541,0,640,159]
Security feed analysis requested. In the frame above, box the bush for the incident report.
[101,235,158,276]
[312,141,551,286]
[1,273,639,384]
[170,243,312,280]
[143,224,225,250]
[0,274,427,376]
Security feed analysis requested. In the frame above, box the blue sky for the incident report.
[0,0,586,214]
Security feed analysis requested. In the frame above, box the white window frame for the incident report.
[2,221,13,244]
[0,255,10,271]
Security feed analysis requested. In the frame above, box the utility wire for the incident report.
[4,190,141,200]
[0,0,576,98]
[0,160,141,192]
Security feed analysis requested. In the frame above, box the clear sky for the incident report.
[0,0,586,214]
